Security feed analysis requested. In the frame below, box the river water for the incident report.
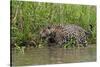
[11,45,96,66]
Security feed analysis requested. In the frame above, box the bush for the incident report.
[10,1,96,48]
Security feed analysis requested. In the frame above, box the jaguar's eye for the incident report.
[42,37,46,39]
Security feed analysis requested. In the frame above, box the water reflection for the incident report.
[12,46,96,66]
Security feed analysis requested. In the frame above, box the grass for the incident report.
[10,1,96,48]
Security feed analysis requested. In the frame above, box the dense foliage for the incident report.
[10,1,96,48]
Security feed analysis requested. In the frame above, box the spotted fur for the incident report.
[40,24,89,47]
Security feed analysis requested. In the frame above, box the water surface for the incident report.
[12,45,96,66]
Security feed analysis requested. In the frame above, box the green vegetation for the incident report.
[11,1,96,48]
